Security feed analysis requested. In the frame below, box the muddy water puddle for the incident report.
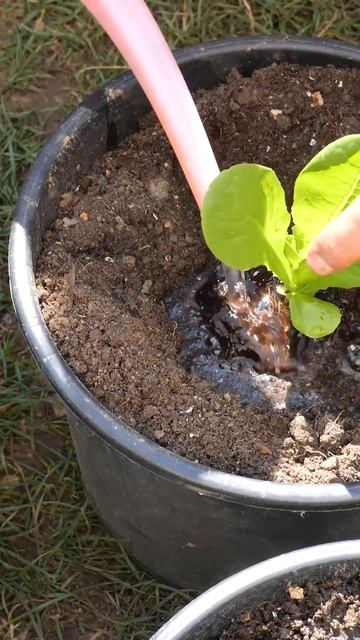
[165,264,360,414]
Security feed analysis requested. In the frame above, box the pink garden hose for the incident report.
[81,0,240,289]
[81,0,219,208]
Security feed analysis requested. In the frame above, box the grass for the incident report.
[1,0,360,638]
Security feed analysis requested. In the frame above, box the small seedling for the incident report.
[201,135,360,339]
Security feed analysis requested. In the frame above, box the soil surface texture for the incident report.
[219,574,360,639]
[37,63,360,483]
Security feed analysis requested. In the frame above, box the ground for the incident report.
[1,1,359,638]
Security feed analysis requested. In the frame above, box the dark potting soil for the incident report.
[36,63,360,483]
[219,574,360,640]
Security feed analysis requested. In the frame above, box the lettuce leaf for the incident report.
[201,135,360,339]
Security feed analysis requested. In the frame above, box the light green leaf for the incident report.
[288,293,341,338]
[293,259,360,295]
[292,134,360,253]
[201,164,292,287]
[285,234,302,269]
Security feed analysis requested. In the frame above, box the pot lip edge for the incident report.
[150,539,360,640]
[9,34,360,508]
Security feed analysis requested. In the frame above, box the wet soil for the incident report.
[36,63,360,483]
[219,574,360,639]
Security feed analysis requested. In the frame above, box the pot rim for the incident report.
[9,35,360,508]
[151,539,360,640]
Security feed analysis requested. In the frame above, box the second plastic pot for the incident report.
[9,36,360,590]
[152,540,360,640]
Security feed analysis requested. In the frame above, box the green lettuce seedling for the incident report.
[201,134,360,339]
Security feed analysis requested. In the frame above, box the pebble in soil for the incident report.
[165,264,360,414]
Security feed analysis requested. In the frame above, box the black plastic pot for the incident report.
[151,540,360,640]
[9,36,360,591]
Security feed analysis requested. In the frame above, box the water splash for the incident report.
[219,269,291,373]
